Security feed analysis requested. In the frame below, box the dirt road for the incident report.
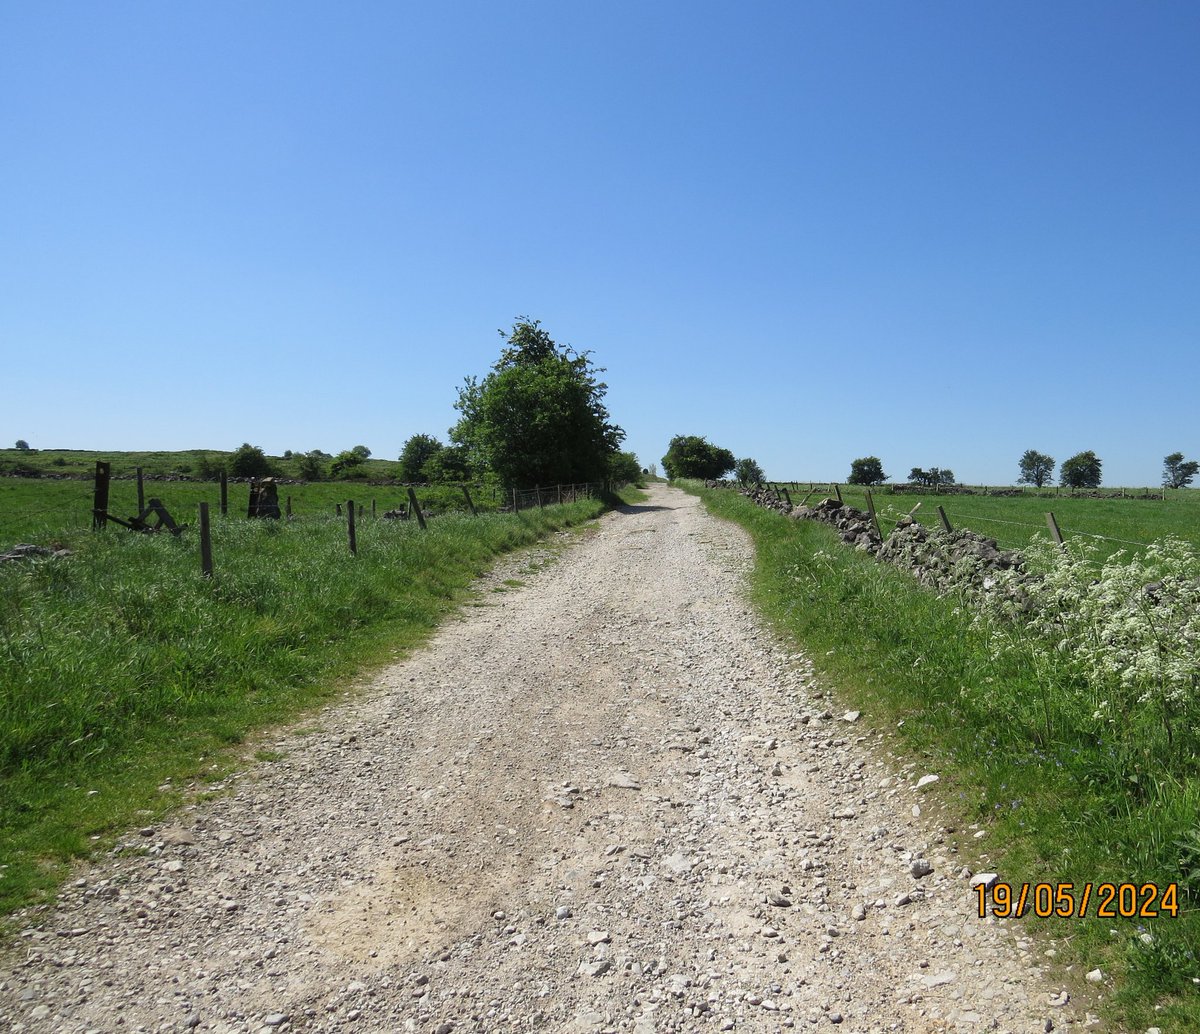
[1,484,1086,1033]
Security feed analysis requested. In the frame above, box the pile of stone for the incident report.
[878,517,1034,607]
[1,543,72,563]
[789,497,883,553]
[736,483,794,517]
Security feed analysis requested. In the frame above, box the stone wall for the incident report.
[708,482,1036,607]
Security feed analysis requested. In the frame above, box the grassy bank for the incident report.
[0,493,625,916]
[687,482,1199,1032]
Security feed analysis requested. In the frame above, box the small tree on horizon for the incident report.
[228,443,274,478]
[734,457,765,485]
[296,450,326,481]
[1163,452,1199,489]
[908,467,955,489]
[14,439,30,451]
[1017,449,1055,488]
[848,457,887,485]
[1060,450,1103,489]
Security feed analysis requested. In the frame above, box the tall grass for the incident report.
[0,498,612,915]
[688,483,1199,1033]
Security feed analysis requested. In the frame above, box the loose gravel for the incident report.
[1,484,1093,1033]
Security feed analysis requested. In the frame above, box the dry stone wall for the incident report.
[707,481,1036,607]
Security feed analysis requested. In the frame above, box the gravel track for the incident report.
[1,484,1090,1033]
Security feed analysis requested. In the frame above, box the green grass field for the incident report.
[0,475,513,546]
[689,482,1200,1033]
[766,481,1200,559]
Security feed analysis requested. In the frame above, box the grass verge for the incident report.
[685,482,1199,1033]
[0,491,632,917]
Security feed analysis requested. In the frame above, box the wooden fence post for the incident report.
[535,485,543,508]
[865,489,882,539]
[937,505,952,533]
[286,495,292,518]
[92,460,111,530]
[1045,511,1064,546]
[199,502,213,577]
[136,466,145,516]
[461,485,477,515]
[833,484,843,503]
[220,471,228,516]
[512,487,519,512]
[372,499,377,518]
[780,487,792,507]
[347,499,357,554]
[407,487,427,529]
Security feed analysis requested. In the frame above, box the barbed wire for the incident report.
[936,509,1163,549]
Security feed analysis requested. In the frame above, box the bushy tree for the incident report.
[608,450,643,485]
[330,449,367,478]
[426,444,471,482]
[228,443,273,478]
[1163,452,1199,489]
[1060,450,1102,489]
[197,454,226,479]
[662,435,736,480]
[297,450,326,481]
[1017,449,1055,488]
[848,456,887,485]
[735,457,765,485]
[351,444,371,460]
[14,439,30,451]
[399,434,445,482]
[451,319,624,487]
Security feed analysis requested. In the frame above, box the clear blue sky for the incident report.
[3,1,1197,486]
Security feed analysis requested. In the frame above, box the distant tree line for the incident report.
[834,449,1199,491]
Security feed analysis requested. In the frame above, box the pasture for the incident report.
[771,481,1200,558]
[0,475,507,546]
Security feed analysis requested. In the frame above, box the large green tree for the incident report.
[1163,452,1199,489]
[451,319,624,487]
[1060,450,1102,489]
[848,456,887,485]
[1017,449,1055,488]
[398,434,445,482]
[661,435,736,480]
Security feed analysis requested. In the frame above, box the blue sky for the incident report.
[2,1,1197,486]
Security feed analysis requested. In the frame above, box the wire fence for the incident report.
[744,481,1193,555]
